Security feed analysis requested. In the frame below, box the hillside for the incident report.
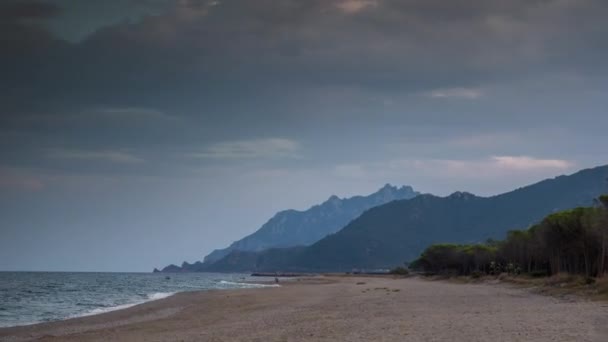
[160,184,418,272]
[202,184,418,263]
[196,165,608,272]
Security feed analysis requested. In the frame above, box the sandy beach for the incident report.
[1,276,607,342]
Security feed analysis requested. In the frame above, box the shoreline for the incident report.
[0,291,180,331]
[0,275,282,331]
[1,276,607,341]
[0,277,306,341]
[63,292,177,326]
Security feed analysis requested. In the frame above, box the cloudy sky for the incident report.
[1,0,607,271]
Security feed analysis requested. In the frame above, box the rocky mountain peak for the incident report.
[448,191,476,200]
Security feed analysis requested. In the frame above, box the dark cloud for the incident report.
[1,0,607,134]
[0,1,62,48]
[2,0,608,173]
[0,1,61,20]
[0,2,68,112]
[2,1,606,98]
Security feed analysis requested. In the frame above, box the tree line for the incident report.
[410,195,608,278]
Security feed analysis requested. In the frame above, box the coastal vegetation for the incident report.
[389,266,410,275]
[411,195,608,279]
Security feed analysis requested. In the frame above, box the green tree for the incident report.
[597,195,608,277]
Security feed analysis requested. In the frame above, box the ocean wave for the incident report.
[77,303,141,318]
[218,280,280,288]
[147,292,175,300]
[74,292,176,319]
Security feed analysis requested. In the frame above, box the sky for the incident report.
[1,0,607,272]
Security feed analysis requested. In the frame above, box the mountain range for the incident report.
[158,184,419,272]
[158,165,608,273]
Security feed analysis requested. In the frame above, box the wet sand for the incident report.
[1,276,607,341]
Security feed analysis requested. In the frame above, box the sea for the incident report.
[0,272,279,328]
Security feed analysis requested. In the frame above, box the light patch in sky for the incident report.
[0,167,45,191]
[429,88,483,100]
[491,156,573,171]
[48,149,144,164]
[335,0,377,14]
[404,156,574,176]
[91,108,177,121]
[190,138,301,159]
[332,156,576,190]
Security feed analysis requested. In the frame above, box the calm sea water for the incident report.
[0,272,278,328]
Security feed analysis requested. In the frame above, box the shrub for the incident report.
[529,270,548,278]
[389,266,409,275]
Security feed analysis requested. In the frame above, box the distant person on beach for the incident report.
[275,277,279,284]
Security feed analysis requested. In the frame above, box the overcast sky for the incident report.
[1,0,607,272]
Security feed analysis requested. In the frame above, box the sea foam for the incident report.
[75,292,176,318]
[218,280,281,288]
